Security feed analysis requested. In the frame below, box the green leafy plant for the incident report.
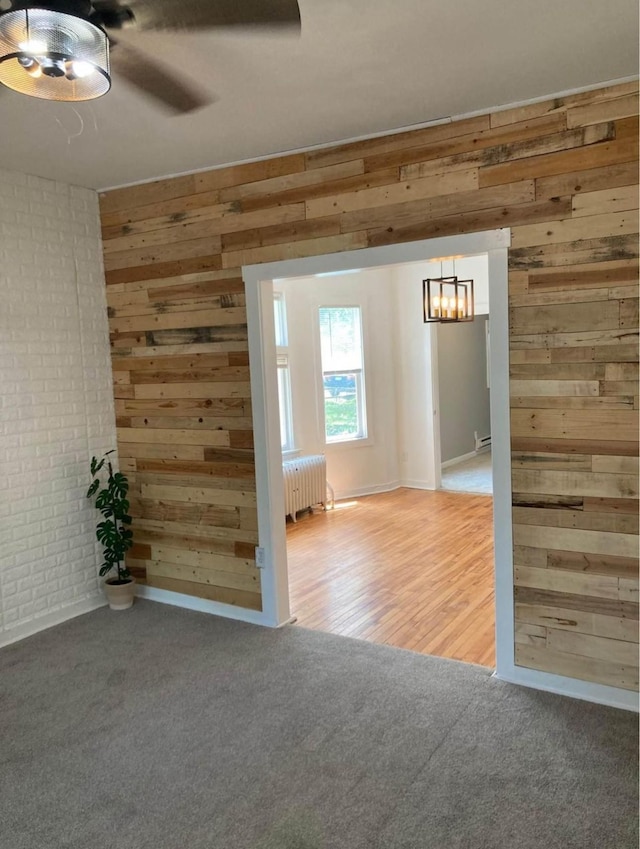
[87,450,133,585]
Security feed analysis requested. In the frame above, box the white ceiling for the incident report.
[0,0,638,190]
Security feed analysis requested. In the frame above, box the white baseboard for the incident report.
[0,595,106,649]
[332,480,402,501]
[441,450,478,469]
[400,478,437,491]
[136,584,271,626]
[494,665,639,713]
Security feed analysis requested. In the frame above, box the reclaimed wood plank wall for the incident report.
[99,80,639,690]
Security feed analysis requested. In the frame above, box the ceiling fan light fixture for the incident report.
[0,7,110,101]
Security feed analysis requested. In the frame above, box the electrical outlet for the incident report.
[255,546,266,568]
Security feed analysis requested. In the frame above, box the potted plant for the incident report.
[87,450,135,610]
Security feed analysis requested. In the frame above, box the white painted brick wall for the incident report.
[0,168,116,642]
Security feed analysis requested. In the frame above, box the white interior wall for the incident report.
[0,168,115,646]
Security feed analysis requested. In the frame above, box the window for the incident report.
[319,306,367,443]
[274,293,294,451]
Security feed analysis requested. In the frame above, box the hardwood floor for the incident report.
[286,488,495,667]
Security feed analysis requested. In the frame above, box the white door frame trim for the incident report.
[243,231,513,642]
[243,230,638,713]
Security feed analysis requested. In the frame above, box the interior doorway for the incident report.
[271,252,495,665]
[243,231,514,679]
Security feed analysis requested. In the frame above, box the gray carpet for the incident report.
[441,451,493,495]
[0,601,637,849]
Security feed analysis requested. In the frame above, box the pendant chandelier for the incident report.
[423,261,475,323]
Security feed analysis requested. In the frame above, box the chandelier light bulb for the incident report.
[71,60,95,78]
[18,38,47,54]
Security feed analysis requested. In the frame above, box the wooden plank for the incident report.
[510,327,639,351]
[549,343,639,363]
[101,188,222,231]
[619,298,640,329]
[148,545,256,574]
[511,409,638,440]
[136,458,255,479]
[134,517,258,544]
[146,575,262,610]
[515,564,628,599]
[592,455,639,475]
[510,396,635,411]
[304,115,491,169]
[513,525,638,558]
[583,497,639,514]
[527,260,639,290]
[508,234,640,270]
[221,216,342,253]
[572,184,639,218]
[511,210,639,249]
[147,560,259,593]
[516,602,639,642]
[546,549,639,579]
[511,467,638,499]
[367,197,572,249]
[305,168,479,219]
[102,202,306,253]
[238,168,400,215]
[104,235,224,272]
[546,628,638,665]
[339,180,535,235]
[535,160,639,202]
[143,325,248,347]
[509,287,612,308]
[99,173,197,216]
[117,427,230,447]
[490,81,638,127]
[105,254,223,287]
[511,437,639,456]
[194,153,306,193]
[127,416,253,431]
[132,381,251,400]
[129,367,249,384]
[512,506,638,534]
[515,585,639,619]
[140,483,255,506]
[512,452,592,471]
[515,643,638,690]
[117,442,205,461]
[109,307,246,336]
[480,136,638,188]
[218,159,364,203]
[566,93,640,128]
[510,301,619,334]
[509,380,599,397]
[369,113,569,174]
[222,232,368,269]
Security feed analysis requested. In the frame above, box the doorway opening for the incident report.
[243,231,514,678]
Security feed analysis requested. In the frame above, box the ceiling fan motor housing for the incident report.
[0,2,111,100]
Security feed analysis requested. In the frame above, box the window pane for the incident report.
[274,294,287,347]
[277,367,292,450]
[319,307,362,372]
[319,306,366,443]
[324,371,362,441]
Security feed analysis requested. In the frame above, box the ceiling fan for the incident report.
[0,0,301,112]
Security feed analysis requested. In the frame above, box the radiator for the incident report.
[283,454,326,521]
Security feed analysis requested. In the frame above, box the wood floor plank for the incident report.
[286,488,495,667]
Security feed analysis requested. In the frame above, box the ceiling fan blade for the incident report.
[97,0,301,33]
[110,41,213,113]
